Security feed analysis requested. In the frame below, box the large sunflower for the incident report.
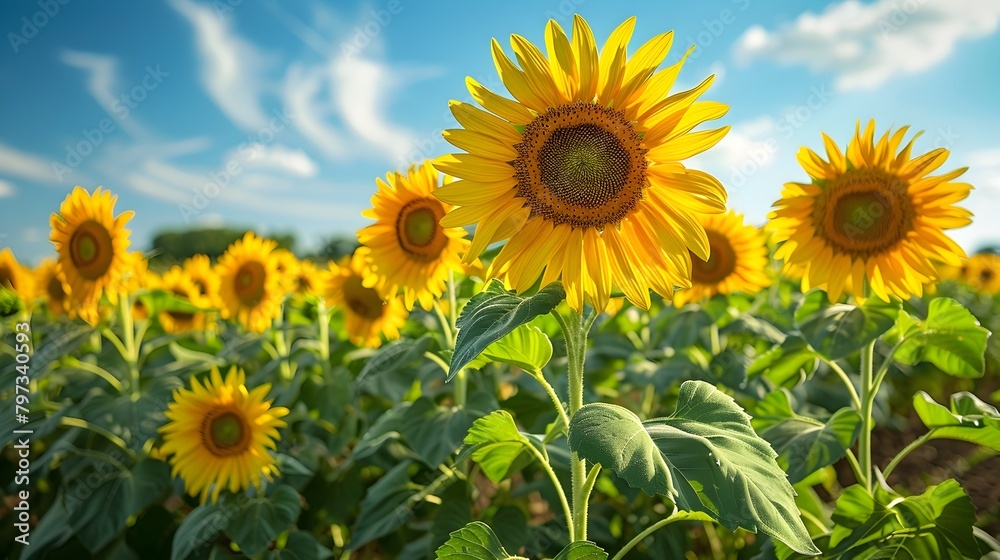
[49,187,134,324]
[770,121,972,302]
[962,253,1000,294]
[184,254,220,304]
[324,248,408,348]
[33,258,70,317]
[358,160,469,310]
[159,366,288,503]
[0,248,34,303]
[433,15,730,311]
[673,211,771,306]
[158,266,210,333]
[216,233,283,333]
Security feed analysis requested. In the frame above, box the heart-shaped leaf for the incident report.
[913,391,1000,450]
[552,541,608,560]
[888,298,990,378]
[480,324,553,374]
[226,485,302,558]
[462,411,536,483]
[450,280,565,378]
[568,380,819,555]
[434,521,528,559]
[795,293,899,360]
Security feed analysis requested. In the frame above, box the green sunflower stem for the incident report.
[317,297,331,372]
[274,300,293,381]
[118,292,140,398]
[556,306,593,542]
[857,281,877,493]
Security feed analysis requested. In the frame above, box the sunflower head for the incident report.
[291,259,321,297]
[358,160,469,310]
[323,248,408,348]
[0,248,35,303]
[49,187,134,324]
[673,211,771,306]
[33,258,70,316]
[433,15,730,312]
[962,253,1000,294]
[769,120,972,302]
[216,233,283,333]
[272,249,301,295]
[158,266,211,333]
[183,254,220,304]
[159,366,288,503]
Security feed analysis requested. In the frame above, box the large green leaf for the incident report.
[913,391,1000,451]
[400,396,486,468]
[435,521,528,559]
[479,324,553,374]
[450,280,565,378]
[356,335,433,392]
[827,480,979,558]
[264,531,333,560]
[226,485,302,557]
[748,336,819,389]
[552,542,608,560]
[350,461,420,549]
[753,391,861,484]
[888,298,990,378]
[171,497,237,560]
[795,293,899,360]
[462,411,536,483]
[568,380,819,555]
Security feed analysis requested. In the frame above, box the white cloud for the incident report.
[169,0,269,130]
[60,50,147,137]
[282,64,350,159]
[688,116,779,181]
[734,0,1000,90]
[0,143,59,185]
[0,179,16,197]
[331,57,417,164]
[235,144,318,177]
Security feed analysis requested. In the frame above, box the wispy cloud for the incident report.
[169,0,270,130]
[734,0,1000,91]
[0,179,16,197]
[60,50,148,137]
[235,144,318,177]
[282,64,350,159]
[0,143,59,185]
[332,57,418,164]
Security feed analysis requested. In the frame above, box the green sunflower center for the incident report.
[817,169,914,258]
[69,220,115,281]
[210,412,245,448]
[344,275,385,321]
[514,103,647,229]
[396,199,448,259]
[691,231,737,285]
[234,261,266,306]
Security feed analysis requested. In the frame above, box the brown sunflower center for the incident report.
[69,220,115,281]
[166,288,196,323]
[816,169,914,258]
[295,274,313,292]
[396,199,448,259]
[202,409,251,456]
[0,267,13,290]
[343,275,384,320]
[981,267,995,283]
[513,102,647,229]
[234,261,266,306]
[47,275,67,300]
[691,231,738,284]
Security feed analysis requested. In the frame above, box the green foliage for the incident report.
[462,411,537,483]
[795,292,899,360]
[568,381,820,555]
[151,228,296,265]
[887,297,991,378]
[913,391,1000,450]
[435,521,528,559]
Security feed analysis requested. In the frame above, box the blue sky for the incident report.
[2,0,999,264]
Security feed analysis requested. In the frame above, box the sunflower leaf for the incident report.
[225,484,302,557]
[450,280,565,379]
[795,293,899,360]
[434,521,527,559]
[913,391,1000,451]
[568,380,819,556]
[887,298,990,378]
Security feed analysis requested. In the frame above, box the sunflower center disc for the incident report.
[48,276,66,300]
[514,102,647,229]
[397,200,448,259]
[0,267,12,290]
[210,412,245,448]
[817,169,914,258]
[691,231,738,284]
[344,275,385,320]
[69,220,115,280]
[982,268,995,283]
[234,262,266,306]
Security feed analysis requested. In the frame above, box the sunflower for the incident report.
[358,160,469,310]
[433,15,729,312]
[324,248,408,348]
[0,248,34,303]
[33,258,70,316]
[49,187,134,324]
[159,366,288,503]
[291,259,321,297]
[216,233,283,333]
[962,253,1000,294]
[272,249,300,294]
[769,121,972,302]
[183,254,220,304]
[673,211,771,306]
[158,266,210,333]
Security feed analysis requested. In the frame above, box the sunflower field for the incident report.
[4,14,1000,560]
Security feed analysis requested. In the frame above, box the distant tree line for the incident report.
[148,228,357,269]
